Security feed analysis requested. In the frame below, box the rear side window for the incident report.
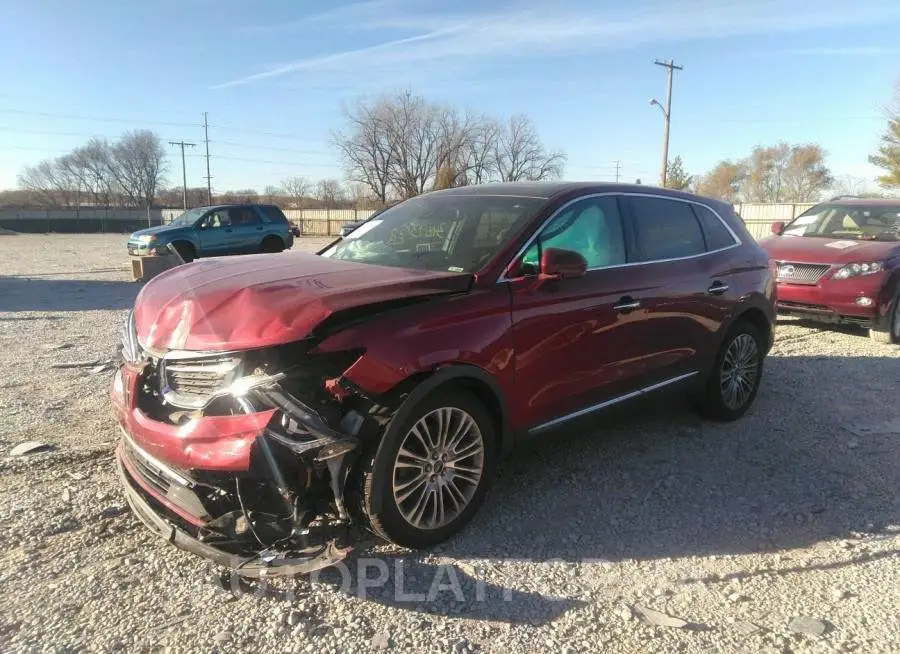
[693,204,737,251]
[259,205,288,224]
[629,197,705,261]
[229,207,260,226]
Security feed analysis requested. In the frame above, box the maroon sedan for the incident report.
[112,183,775,575]
[761,197,900,343]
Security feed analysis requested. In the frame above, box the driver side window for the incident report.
[203,210,231,229]
[520,196,626,274]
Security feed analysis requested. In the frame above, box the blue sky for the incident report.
[2,0,900,193]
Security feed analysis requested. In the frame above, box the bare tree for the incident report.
[67,138,116,207]
[315,179,345,207]
[108,130,167,218]
[218,189,259,204]
[280,175,311,208]
[697,160,746,202]
[494,114,565,182]
[262,185,281,204]
[334,99,395,204]
[17,160,74,208]
[334,92,565,200]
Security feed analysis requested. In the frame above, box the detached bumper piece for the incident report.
[117,452,350,577]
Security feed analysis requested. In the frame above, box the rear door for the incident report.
[621,194,730,380]
[227,207,264,253]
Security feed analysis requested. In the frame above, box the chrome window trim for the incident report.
[528,371,699,435]
[496,192,742,283]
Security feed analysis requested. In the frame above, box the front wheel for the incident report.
[868,292,899,345]
[360,389,496,549]
[691,320,765,421]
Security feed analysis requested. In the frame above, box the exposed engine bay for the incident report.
[115,315,401,577]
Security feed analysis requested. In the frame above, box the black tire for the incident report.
[260,236,285,253]
[171,241,196,263]
[868,291,899,345]
[691,320,765,422]
[360,389,497,549]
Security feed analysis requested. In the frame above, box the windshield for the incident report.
[320,194,545,272]
[783,204,900,241]
[168,207,206,227]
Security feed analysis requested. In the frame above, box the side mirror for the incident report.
[540,247,587,280]
[771,221,785,236]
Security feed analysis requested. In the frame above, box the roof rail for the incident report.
[828,194,861,201]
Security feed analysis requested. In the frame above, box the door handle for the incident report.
[707,281,729,296]
[613,296,641,312]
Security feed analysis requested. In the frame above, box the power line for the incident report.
[614,160,621,183]
[0,108,201,128]
[168,140,196,210]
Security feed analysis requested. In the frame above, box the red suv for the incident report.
[112,183,775,576]
[761,197,900,343]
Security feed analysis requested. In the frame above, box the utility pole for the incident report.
[650,59,683,187]
[168,140,196,210]
[202,112,212,205]
[614,160,621,183]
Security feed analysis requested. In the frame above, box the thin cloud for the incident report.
[210,29,457,89]
[759,46,900,57]
[212,0,900,89]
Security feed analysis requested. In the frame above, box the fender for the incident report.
[365,363,511,515]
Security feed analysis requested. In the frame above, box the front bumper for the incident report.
[116,446,351,577]
[112,359,366,576]
[775,274,890,327]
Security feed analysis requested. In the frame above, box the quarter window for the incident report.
[520,196,626,272]
[629,197,706,261]
[694,204,737,251]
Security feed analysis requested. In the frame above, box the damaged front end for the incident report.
[114,315,387,577]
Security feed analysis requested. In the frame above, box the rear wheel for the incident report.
[360,389,496,549]
[171,241,195,262]
[260,236,284,253]
[868,292,899,345]
[691,320,765,421]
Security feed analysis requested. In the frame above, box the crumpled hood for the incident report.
[759,235,899,265]
[134,252,472,353]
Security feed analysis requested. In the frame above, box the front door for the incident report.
[198,208,235,254]
[508,194,663,431]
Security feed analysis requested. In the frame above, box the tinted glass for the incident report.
[694,204,737,251]
[229,208,259,226]
[260,205,288,224]
[320,194,545,273]
[521,196,626,271]
[630,197,705,261]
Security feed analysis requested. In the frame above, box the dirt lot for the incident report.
[1,233,898,653]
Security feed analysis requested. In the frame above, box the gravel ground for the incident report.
[1,233,898,654]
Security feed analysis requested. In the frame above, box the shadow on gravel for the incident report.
[235,353,900,626]
[0,276,140,311]
[446,354,900,564]
[775,316,867,337]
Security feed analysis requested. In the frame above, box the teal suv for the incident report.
[127,204,296,262]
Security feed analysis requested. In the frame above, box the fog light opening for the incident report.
[855,297,874,307]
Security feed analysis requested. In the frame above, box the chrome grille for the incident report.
[775,261,831,285]
[124,438,172,495]
[160,353,242,409]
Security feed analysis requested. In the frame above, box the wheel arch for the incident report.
[364,363,511,515]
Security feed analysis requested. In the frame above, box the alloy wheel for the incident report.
[391,407,485,531]
[720,333,760,410]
